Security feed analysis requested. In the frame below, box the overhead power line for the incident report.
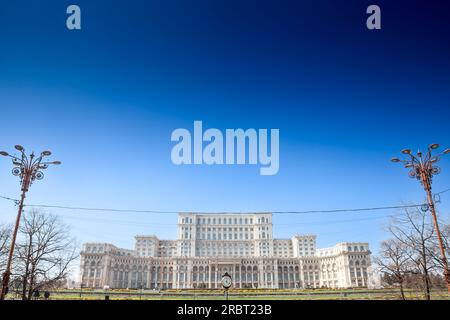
[271,204,425,214]
[0,195,18,203]
[436,188,450,195]
[2,191,448,215]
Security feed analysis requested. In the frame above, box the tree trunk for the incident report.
[21,234,33,300]
[399,281,406,300]
[21,274,27,300]
[423,271,431,300]
[27,263,36,300]
[27,278,34,300]
[422,252,431,300]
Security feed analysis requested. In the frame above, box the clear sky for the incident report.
[0,0,449,261]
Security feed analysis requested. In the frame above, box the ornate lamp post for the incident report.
[391,143,450,294]
[0,145,61,300]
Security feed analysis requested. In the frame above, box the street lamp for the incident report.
[391,143,450,295]
[0,145,61,300]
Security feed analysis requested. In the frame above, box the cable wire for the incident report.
[2,191,447,215]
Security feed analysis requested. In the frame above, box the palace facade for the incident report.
[80,213,372,289]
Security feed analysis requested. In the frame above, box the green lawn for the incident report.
[9,288,449,300]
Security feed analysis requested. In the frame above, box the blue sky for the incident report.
[0,0,450,257]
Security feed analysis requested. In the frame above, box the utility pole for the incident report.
[392,143,450,295]
[0,145,61,300]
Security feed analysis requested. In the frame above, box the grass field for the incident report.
[7,288,450,300]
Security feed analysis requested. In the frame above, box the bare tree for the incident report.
[12,209,77,300]
[0,224,12,273]
[428,222,450,288]
[374,238,412,299]
[388,208,437,300]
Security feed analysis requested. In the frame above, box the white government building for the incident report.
[80,213,372,289]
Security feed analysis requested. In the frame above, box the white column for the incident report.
[173,267,177,289]
[312,270,316,288]
[288,269,292,288]
[187,261,192,288]
[208,265,212,289]
[361,267,366,287]
[274,260,279,289]
[215,264,218,289]
[299,260,304,289]
[238,266,242,288]
[293,267,297,288]
[102,257,109,287]
[147,267,151,289]
[346,261,352,288]
[232,264,235,287]
[258,261,264,288]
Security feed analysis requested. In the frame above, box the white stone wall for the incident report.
[80,213,371,289]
